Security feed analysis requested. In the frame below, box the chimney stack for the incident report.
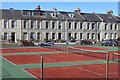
[107,9,113,15]
[74,8,81,12]
[35,5,41,11]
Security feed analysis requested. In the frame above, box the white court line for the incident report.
[45,57,56,62]
[22,69,38,79]
[2,56,16,65]
[75,67,106,78]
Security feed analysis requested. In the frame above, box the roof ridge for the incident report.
[93,12,103,22]
[110,14,120,22]
[76,12,86,21]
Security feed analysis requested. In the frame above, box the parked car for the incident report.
[80,40,93,45]
[39,40,54,46]
[21,40,34,46]
[102,39,118,46]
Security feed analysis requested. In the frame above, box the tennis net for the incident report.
[112,53,120,62]
[42,44,66,51]
[67,46,108,60]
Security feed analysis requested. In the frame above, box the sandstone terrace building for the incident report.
[0,5,120,43]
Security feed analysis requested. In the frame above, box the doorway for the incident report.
[11,32,15,42]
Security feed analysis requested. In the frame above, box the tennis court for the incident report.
[1,47,58,53]
[3,52,104,65]
[25,63,119,79]
[2,45,120,80]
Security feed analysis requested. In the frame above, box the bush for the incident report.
[44,38,48,41]
[60,39,66,43]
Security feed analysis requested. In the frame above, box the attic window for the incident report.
[51,13,57,17]
[68,13,75,18]
[23,11,29,15]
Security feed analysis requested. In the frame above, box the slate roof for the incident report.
[115,16,120,21]
[1,9,23,19]
[0,9,119,23]
[96,14,119,23]
[80,13,101,22]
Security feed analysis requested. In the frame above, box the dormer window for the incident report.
[51,13,57,17]
[68,13,75,18]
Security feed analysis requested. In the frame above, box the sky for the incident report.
[1,2,119,16]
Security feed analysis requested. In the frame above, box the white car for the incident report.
[39,40,54,46]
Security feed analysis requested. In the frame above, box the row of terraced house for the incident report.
[0,5,120,43]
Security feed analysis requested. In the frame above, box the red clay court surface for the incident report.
[1,47,57,53]
[25,63,119,79]
[1,46,108,54]
[3,53,104,65]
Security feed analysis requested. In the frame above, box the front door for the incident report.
[11,32,15,42]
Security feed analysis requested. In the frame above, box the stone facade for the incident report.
[0,7,120,43]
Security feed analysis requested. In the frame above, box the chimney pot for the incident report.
[35,5,41,11]
[74,8,81,12]
[107,9,113,14]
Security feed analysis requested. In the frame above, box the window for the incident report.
[58,22,62,29]
[105,24,107,30]
[23,11,28,15]
[110,24,112,30]
[12,21,15,29]
[80,23,82,29]
[52,22,55,29]
[30,32,34,40]
[4,33,8,40]
[51,13,57,17]
[68,22,72,29]
[87,23,90,30]
[80,33,83,39]
[23,11,31,16]
[87,33,90,39]
[46,33,49,39]
[91,23,94,30]
[31,21,34,29]
[37,21,41,29]
[115,24,117,30]
[114,33,117,39]
[58,33,61,40]
[74,22,77,29]
[37,33,41,40]
[91,33,94,39]
[46,22,49,29]
[68,13,75,18]
[74,33,77,39]
[24,20,27,29]
[52,33,55,40]
[104,33,107,39]
[110,33,113,39]
[4,20,8,29]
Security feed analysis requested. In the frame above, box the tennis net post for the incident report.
[41,56,44,80]
[106,53,109,80]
